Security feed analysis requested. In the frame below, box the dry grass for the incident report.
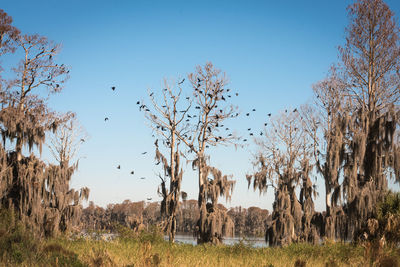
[1,225,399,267]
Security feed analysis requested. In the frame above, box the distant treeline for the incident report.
[81,199,270,237]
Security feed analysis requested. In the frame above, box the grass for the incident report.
[0,218,399,267]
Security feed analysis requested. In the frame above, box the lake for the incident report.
[165,234,267,248]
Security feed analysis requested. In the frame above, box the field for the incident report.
[1,226,399,267]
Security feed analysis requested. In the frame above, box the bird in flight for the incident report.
[268,113,271,117]
[140,177,146,179]
[147,198,152,201]
[178,78,185,85]
[117,165,121,169]
[130,171,134,175]
[246,113,250,116]
[104,117,109,121]
[142,152,147,155]
[111,86,116,91]
[80,138,85,142]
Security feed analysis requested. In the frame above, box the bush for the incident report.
[377,191,400,245]
[138,225,164,244]
[0,208,38,264]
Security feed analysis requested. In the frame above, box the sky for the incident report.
[2,0,400,211]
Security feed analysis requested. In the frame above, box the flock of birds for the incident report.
[104,86,152,199]
[103,84,299,202]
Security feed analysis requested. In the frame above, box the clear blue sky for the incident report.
[2,0,400,211]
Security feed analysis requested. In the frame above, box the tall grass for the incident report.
[0,218,399,266]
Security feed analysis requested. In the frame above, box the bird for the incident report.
[117,165,121,169]
[130,171,134,175]
[268,113,271,117]
[142,152,147,155]
[80,138,85,142]
[243,139,247,142]
[246,113,250,116]
[178,78,185,85]
[136,101,140,105]
[147,198,152,201]
[235,93,239,96]
[293,108,297,112]
[250,133,253,136]
[104,117,109,121]
[150,92,154,97]
[111,86,116,91]
[264,123,268,126]
[247,128,251,131]
[260,132,263,136]
[252,109,256,112]
[140,177,146,179]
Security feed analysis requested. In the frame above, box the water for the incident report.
[164,234,267,248]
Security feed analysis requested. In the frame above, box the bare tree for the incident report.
[143,79,190,242]
[248,109,318,246]
[175,62,238,244]
[47,113,88,166]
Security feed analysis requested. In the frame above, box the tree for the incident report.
[0,22,88,236]
[0,9,19,56]
[143,79,190,242]
[311,0,400,241]
[0,33,69,161]
[176,62,238,244]
[338,0,400,240]
[311,69,350,240]
[248,109,319,246]
[47,113,88,166]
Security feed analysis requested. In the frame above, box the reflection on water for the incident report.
[164,234,267,248]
